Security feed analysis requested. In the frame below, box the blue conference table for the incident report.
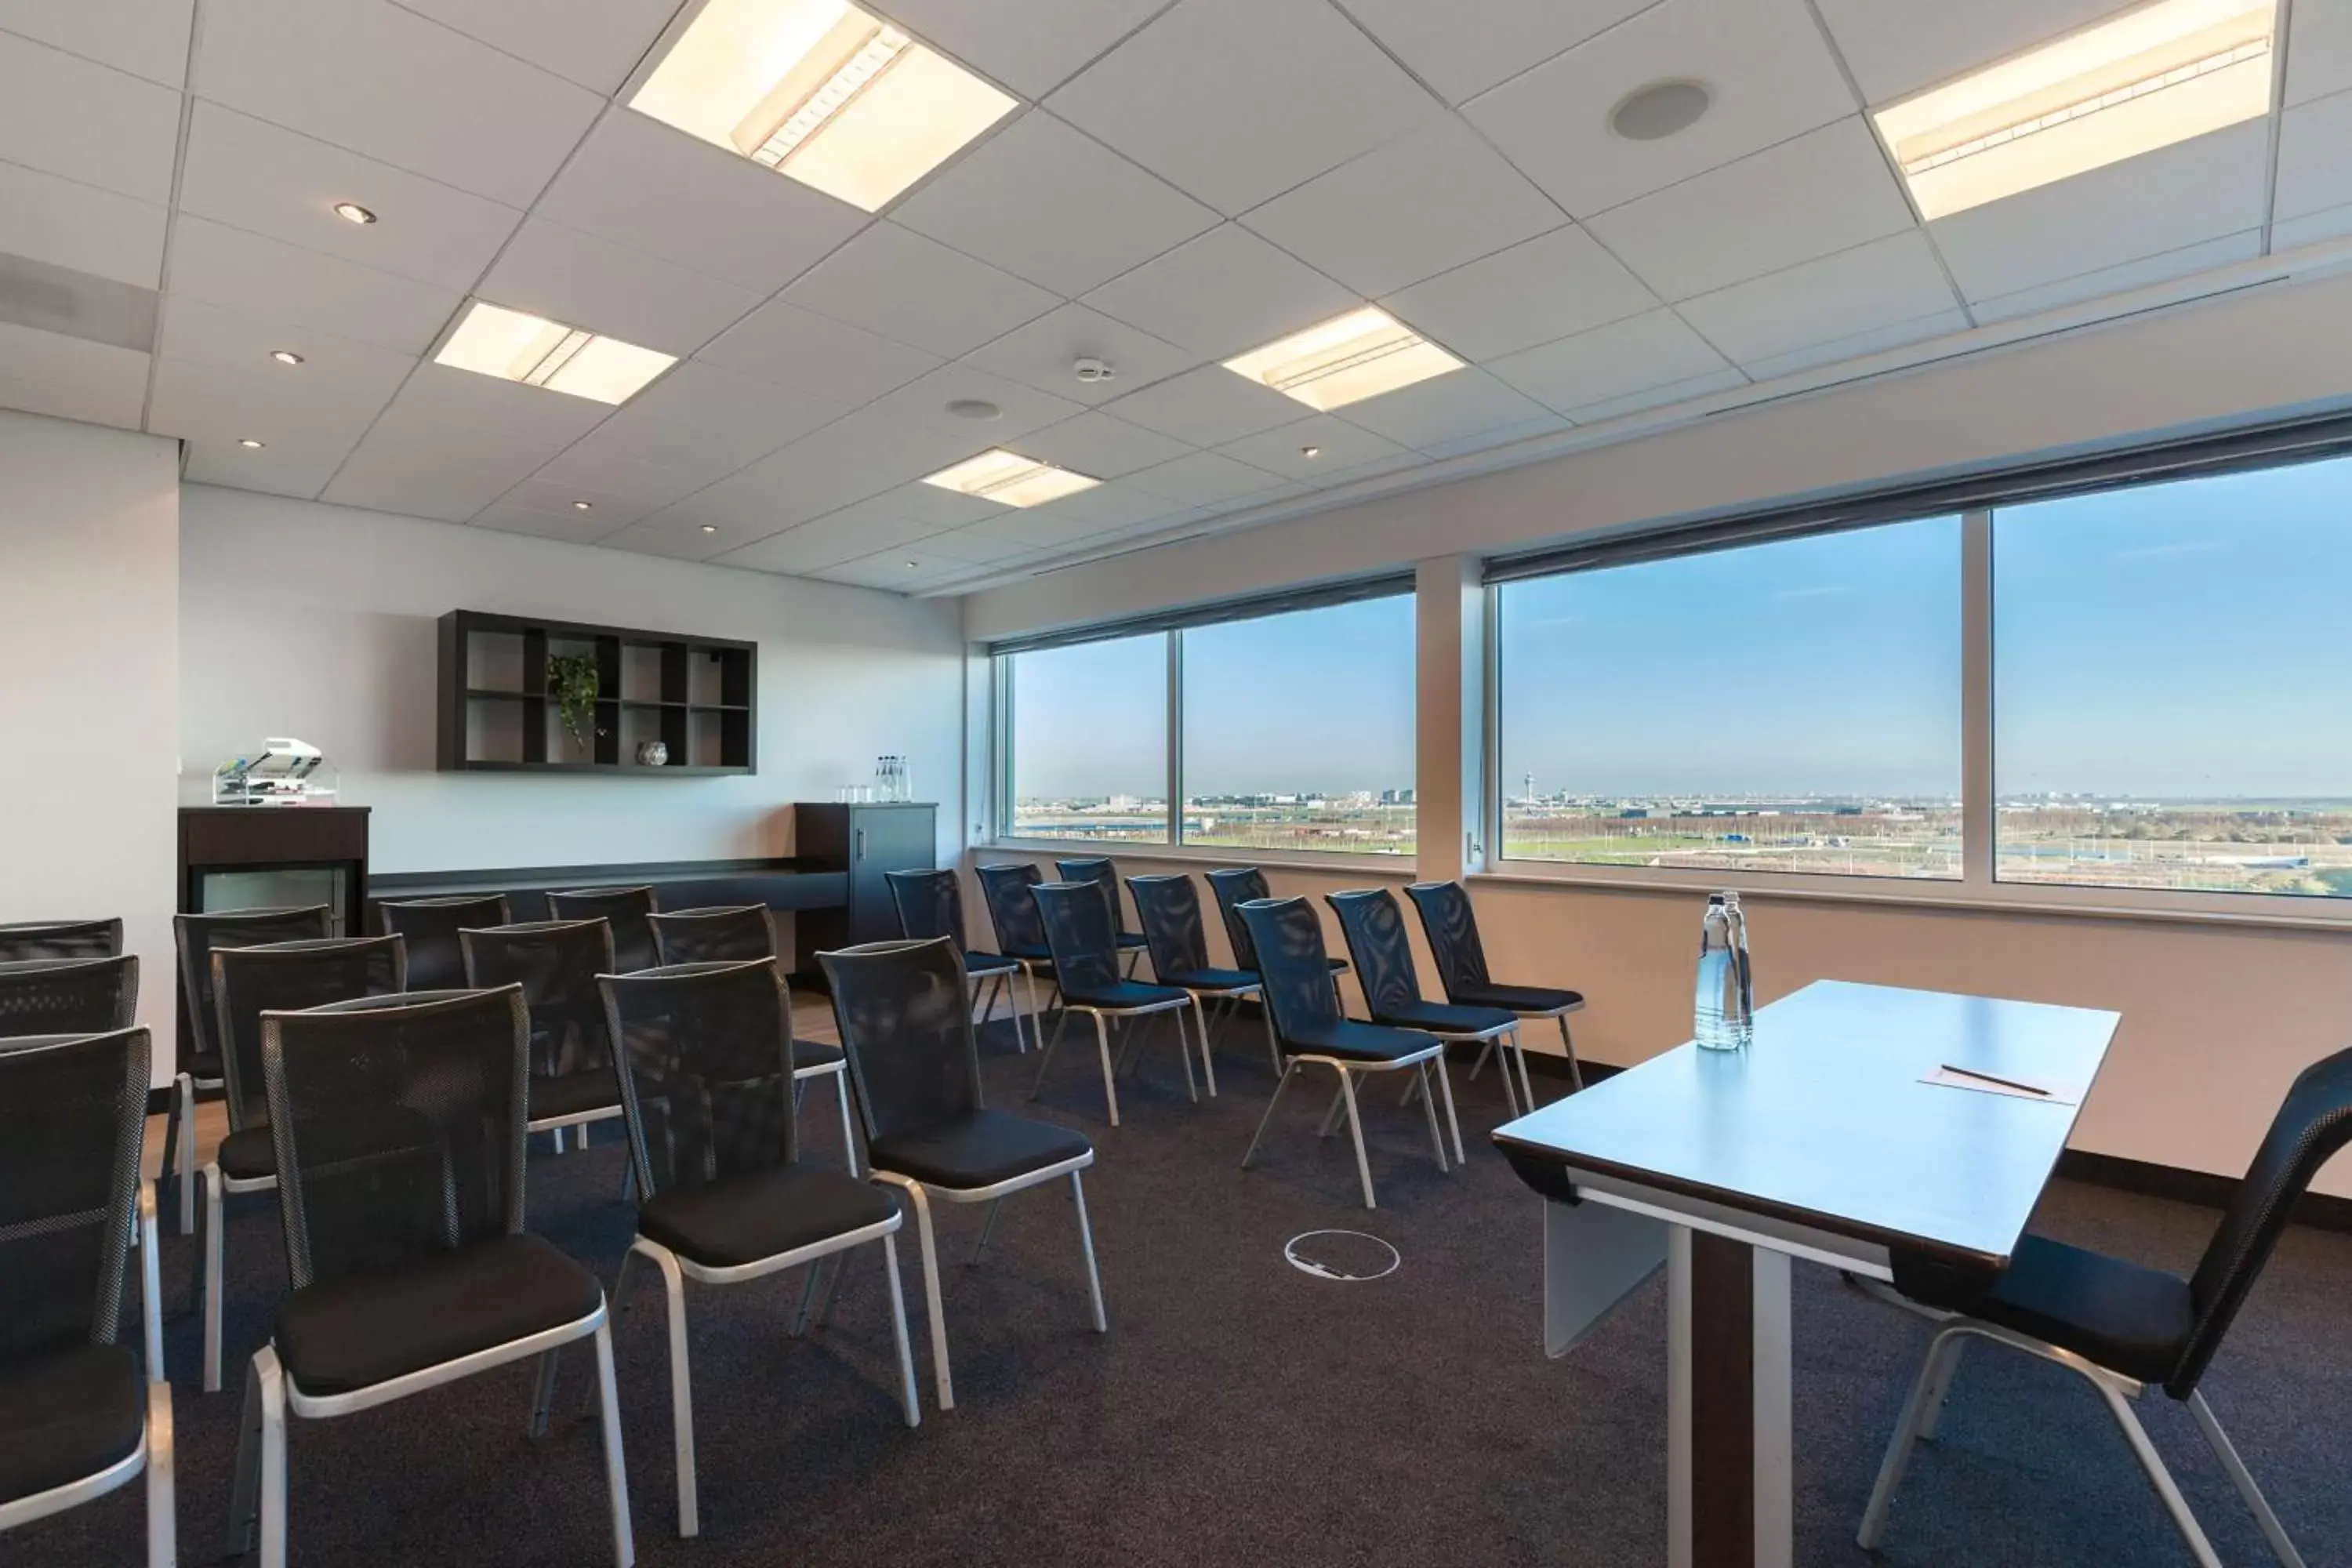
[1495,980,2119,1568]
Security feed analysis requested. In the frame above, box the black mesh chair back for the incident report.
[1326,889,1423,1019]
[459,920,618,1084]
[212,936,407,1134]
[600,960,798,1201]
[818,938,983,1142]
[2170,1043,2352,1396]
[975,862,1050,956]
[1032,882,1122,996]
[546,885,659,974]
[260,988,529,1291]
[176,906,335,1073]
[374,894,510,990]
[1127,874,1213,979]
[648,905,773,967]
[1206,867,1272,970]
[1236,897,1343,1043]
[1403,880,1494,1002]
[0,954,139,1039]
[0,917,122,962]
[0,1027,147,1363]
[886,868,970,949]
[1054,857,1134,938]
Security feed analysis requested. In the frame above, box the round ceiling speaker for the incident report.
[1610,80,1712,141]
[946,398,1002,421]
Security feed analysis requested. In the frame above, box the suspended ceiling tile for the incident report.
[1462,0,1857,219]
[1240,116,1566,298]
[1674,230,1960,368]
[0,160,167,289]
[153,297,416,420]
[1097,361,1305,447]
[960,303,1200,407]
[1810,0,2136,107]
[389,0,684,93]
[873,0,1172,100]
[1046,0,1442,216]
[535,110,870,297]
[1968,231,2263,325]
[1587,118,1915,303]
[165,216,463,354]
[196,0,604,207]
[0,0,195,87]
[1081,223,1356,360]
[1382,224,1657,363]
[1417,410,1570,461]
[697,296,941,406]
[1332,0,1657,106]
[469,500,626,545]
[479,217,764,356]
[0,28,181,204]
[1487,308,1733,416]
[780,221,1060,358]
[1215,413,1410,481]
[1333,367,1556,451]
[1737,307,1971,383]
[2286,0,2352,107]
[1014,409,1193,479]
[1124,448,1289,506]
[891,110,1221,299]
[1559,363,1747,424]
[177,103,525,292]
[2274,90,2352,224]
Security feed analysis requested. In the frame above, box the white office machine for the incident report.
[212,738,339,806]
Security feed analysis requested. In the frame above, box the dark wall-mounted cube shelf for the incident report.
[436,609,757,775]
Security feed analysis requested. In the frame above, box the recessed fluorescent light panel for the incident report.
[1223,307,1463,412]
[923,449,1099,508]
[1874,0,2275,220]
[434,302,676,405]
[630,0,1017,212]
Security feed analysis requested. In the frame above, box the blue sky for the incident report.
[1013,455,2352,804]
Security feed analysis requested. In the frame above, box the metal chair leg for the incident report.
[1172,1007,1198,1103]
[1317,1081,1348,1139]
[202,1164,227,1392]
[832,1069,860,1176]
[1858,1323,1965,1549]
[1091,1012,1121,1127]
[227,1356,263,1560]
[2187,1389,2307,1568]
[1261,1002,1283,1077]
[145,1380,174,1568]
[256,1348,288,1568]
[1336,1069,1377,1210]
[529,1348,560,1439]
[1027,1005,1072,1102]
[905,1182,953,1411]
[1915,1334,1966,1441]
[591,1320,636,1567]
[650,1246,697,1537]
[970,1198,1002,1265]
[2097,1380,2223,1568]
[880,1233,920,1428]
[174,1075,196,1235]
[1189,993,1218,1097]
[1242,1062,1298,1169]
[1415,1064,1449,1172]
[1556,1013,1582,1091]
[790,1258,824,1338]
[1071,1169,1107,1334]
[1433,1054,1465,1166]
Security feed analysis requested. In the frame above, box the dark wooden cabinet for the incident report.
[178,805,371,1062]
[793,803,937,982]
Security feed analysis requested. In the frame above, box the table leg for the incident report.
[1668,1227,1792,1568]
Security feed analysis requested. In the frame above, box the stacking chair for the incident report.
[0,953,139,1036]
[886,868,1029,1053]
[226,988,633,1567]
[372,892,510,989]
[199,935,406,1392]
[1029,880,1202,1125]
[1126,873,1267,1073]
[0,1027,172,1566]
[168,906,334,1233]
[819,938,1103,1413]
[0,916,122,961]
[1237,896,1459,1210]
[1327,888,1534,1116]
[1052,857,1149,975]
[459,920,625,1152]
[642,906,862,1169]
[1404,880,1584,1092]
[974,862,1058,1039]
[598,958,917,1536]
[1206,866,1350,998]
[548,885,659,975]
[1858,1045,2352,1568]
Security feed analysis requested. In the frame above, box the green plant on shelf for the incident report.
[548,653,602,754]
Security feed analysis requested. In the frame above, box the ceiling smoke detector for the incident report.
[946,398,1001,421]
[1073,356,1115,385]
[1610,80,1711,141]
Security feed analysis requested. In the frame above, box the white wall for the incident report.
[180,487,966,874]
[960,269,2352,1199]
[0,410,180,1082]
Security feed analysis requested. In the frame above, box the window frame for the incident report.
[1486,504,2352,928]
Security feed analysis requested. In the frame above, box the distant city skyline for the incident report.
[1011,455,2352,808]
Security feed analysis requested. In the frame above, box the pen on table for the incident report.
[1940,1063,2052,1098]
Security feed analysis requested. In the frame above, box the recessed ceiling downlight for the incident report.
[1610,80,1711,140]
[946,398,1001,421]
[332,201,376,224]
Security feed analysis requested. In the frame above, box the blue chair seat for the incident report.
[1002,942,1052,963]
[1454,980,1580,1014]
[964,950,1019,975]
[1283,1018,1442,1065]
[1370,998,1517,1036]
[1159,965,1258,992]
[868,1109,1092,1189]
[1061,978,1189,1011]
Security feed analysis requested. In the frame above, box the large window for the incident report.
[997,593,1416,855]
[1004,633,1168,843]
[1181,595,1417,855]
[1994,456,2352,898]
[1497,518,1964,878]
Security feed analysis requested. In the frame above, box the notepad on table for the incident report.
[1921,1063,2082,1105]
